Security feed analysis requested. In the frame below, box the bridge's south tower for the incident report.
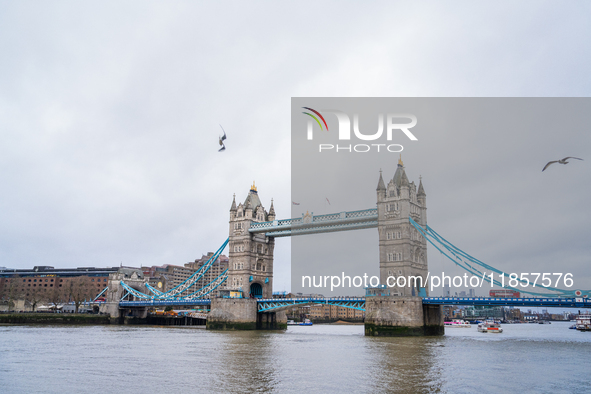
[376,157,428,296]
[228,182,275,299]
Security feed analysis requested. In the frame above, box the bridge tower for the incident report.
[227,182,275,299]
[376,156,429,296]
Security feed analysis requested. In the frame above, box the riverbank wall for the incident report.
[0,313,111,324]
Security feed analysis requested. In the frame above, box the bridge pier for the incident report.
[257,310,287,330]
[206,298,287,330]
[364,296,443,336]
[206,298,258,330]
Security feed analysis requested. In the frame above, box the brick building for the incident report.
[0,266,118,309]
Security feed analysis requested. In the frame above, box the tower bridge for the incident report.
[102,158,589,335]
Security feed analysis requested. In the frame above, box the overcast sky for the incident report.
[1,1,590,294]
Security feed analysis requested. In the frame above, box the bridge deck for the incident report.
[118,297,591,309]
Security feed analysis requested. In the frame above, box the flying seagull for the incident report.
[542,156,583,172]
[218,125,227,152]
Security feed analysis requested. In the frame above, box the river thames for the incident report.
[1,322,589,393]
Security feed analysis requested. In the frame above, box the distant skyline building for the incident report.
[443,285,451,297]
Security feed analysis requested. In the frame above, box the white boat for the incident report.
[575,314,591,331]
[478,321,503,333]
[287,320,297,325]
[444,319,471,328]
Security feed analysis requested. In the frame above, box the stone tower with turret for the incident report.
[228,182,275,299]
[376,157,428,296]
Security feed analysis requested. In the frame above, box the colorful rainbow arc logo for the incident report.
[302,107,329,131]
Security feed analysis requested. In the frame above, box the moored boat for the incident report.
[575,314,591,331]
[444,319,471,328]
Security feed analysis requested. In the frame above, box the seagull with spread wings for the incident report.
[542,156,583,172]
[218,125,227,152]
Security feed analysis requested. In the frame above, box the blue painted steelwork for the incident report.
[93,286,108,301]
[120,299,212,307]
[423,297,591,308]
[118,296,590,310]
[120,281,153,300]
[118,238,229,302]
[257,297,366,312]
[182,269,229,298]
[249,209,378,237]
[159,238,229,299]
[408,217,591,298]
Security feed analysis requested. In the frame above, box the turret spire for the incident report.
[377,169,386,191]
[418,176,426,196]
[230,193,237,211]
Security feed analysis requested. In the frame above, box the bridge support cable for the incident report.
[159,238,229,298]
[144,283,165,297]
[409,217,589,297]
[120,281,153,300]
[182,269,229,299]
[93,286,108,301]
[117,238,230,301]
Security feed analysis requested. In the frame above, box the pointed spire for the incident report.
[377,169,386,191]
[418,176,426,196]
[401,170,409,187]
[230,193,237,211]
[269,198,275,216]
[398,154,403,167]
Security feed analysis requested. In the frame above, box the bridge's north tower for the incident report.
[376,157,428,296]
[228,182,275,299]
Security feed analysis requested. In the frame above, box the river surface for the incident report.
[0,322,589,393]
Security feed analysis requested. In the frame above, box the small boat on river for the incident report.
[576,314,591,331]
[444,319,471,328]
[478,321,503,333]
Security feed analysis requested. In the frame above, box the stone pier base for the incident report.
[364,296,444,336]
[206,298,287,330]
[207,298,258,330]
[99,302,148,324]
[257,311,288,330]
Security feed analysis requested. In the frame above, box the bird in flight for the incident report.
[218,125,227,152]
[542,157,583,172]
